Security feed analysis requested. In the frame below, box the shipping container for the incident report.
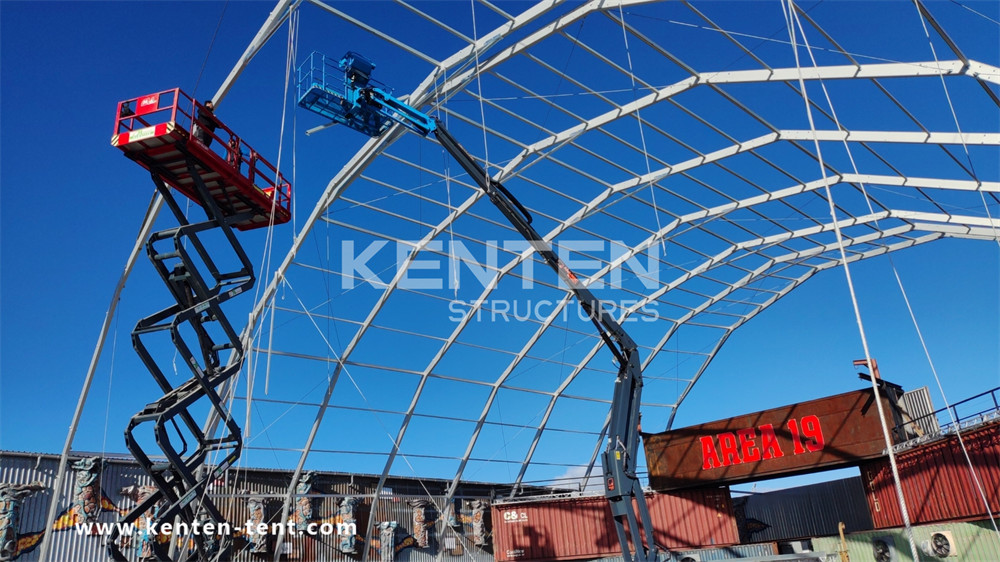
[493,488,738,562]
[861,420,1000,528]
[810,518,1000,561]
[734,477,873,543]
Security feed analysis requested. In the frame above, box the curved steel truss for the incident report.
[219,0,999,498]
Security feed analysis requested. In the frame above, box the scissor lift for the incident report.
[108,89,291,561]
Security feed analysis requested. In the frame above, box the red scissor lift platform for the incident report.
[112,88,291,230]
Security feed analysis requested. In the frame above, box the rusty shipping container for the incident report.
[644,388,897,491]
[492,488,737,562]
[861,420,1000,528]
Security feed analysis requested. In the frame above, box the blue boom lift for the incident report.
[297,51,660,562]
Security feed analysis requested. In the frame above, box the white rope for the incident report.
[242,351,330,443]
[459,1,493,299]
[911,0,1000,248]
[262,3,299,406]
[239,0,300,471]
[172,198,196,381]
[794,0,1000,539]
[98,313,120,547]
[233,2,300,449]
[443,151,460,297]
[275,4,300,399]
[468,0,492,171]
[617,6,667,254]
[100,310,121,457]
[261,276,489,560]
[199,1,300,518]
[465,403,548,480]
[891,265,1000,538]
[780,2,921,560]
[948,0,1000,26]
[434,64,462,297]
[282,279,447,509]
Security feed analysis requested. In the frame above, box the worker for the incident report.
[228,137,242,170]
[193,100,219,146]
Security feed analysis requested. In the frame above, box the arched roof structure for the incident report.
[219,0,1000,497]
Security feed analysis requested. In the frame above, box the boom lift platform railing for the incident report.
[108,89,291,561]
[296,51,659,562]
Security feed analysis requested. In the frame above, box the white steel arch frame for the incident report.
[208,0,1000,529]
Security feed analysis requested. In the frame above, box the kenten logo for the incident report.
[340,239,661,292]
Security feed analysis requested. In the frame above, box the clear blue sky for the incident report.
[2,1,999,489]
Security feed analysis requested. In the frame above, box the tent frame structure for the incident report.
[41,2,999,561]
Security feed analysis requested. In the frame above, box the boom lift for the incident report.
[296,52,659,562]
[108,89,291,561]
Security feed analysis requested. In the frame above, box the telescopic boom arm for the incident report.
[297,51,659,562]
[434,122,657,562]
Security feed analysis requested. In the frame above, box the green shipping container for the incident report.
[811,519,1000,561]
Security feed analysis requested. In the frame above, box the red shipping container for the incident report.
[493,488,737,561]
[861,420,1000,528]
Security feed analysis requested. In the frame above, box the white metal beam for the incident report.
[498,60,1000,179]
[663,232,943,429]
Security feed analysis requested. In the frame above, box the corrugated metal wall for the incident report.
[734,477,873,543]
[861,421,1000,528]
[492,488,738,562]
[1,453,153,562]
[811,519,1000,562]
[592,542,779,562]
[1,452,497,562]
[901,386,939,437]
[648,488,737,549]
[669,543,778,561]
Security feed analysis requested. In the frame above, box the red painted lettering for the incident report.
[718,432,740,466]
[759,423,784,460]
[699,415,825,473]
[787,419,807,455]
[737,427,761,462]
[801,414,825,452]
[700,436,722,469]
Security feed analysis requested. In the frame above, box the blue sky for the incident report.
[2,1,999,489]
